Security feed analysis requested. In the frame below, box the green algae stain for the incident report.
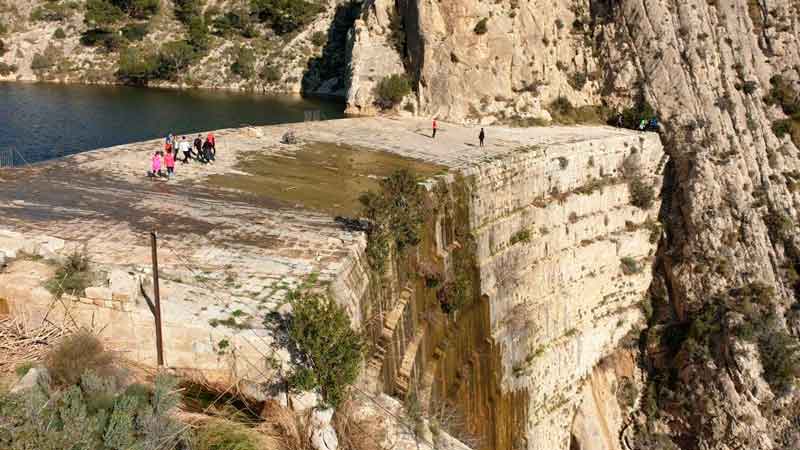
[207,142,447,217]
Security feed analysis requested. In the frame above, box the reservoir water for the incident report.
[0,82,345,165]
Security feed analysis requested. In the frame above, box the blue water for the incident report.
[0,82,344,165]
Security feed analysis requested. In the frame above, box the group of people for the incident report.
[148,132,217,179]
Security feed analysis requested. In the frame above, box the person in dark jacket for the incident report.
[202,139,214,163]
[478,128,485,147]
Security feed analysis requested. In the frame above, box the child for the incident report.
[150,151,162,178]
[165,148,175,177]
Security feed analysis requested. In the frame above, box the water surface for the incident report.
[0,82,344,165]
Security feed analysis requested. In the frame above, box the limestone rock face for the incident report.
[345,0,407,115]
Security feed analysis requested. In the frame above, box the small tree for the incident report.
[375,73,411,108]
[474,17,488,35]
[288,293,363,407]
[230,45,255,79]
[628,178,656,209]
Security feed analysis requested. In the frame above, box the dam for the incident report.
[0,117,664,450]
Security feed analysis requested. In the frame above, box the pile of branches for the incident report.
[0,316,70,374]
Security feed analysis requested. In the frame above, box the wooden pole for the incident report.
[150,231,164,367]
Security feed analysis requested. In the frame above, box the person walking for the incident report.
[432,119,438,139]
[207,132,216,158]
[193,134,203,158]
[179,136,192,163]
[479,128,485,147]
[202,138,214,163]
[164,148,175,178]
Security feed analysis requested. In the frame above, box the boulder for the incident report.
[310,408,338,450]
[10,367,49,393]
[289,390,320,413]
[85,286,113,301]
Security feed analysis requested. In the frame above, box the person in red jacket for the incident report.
[432,119,438,138]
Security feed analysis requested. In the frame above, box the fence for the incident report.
[304,110,324,122]
[0,150,14,168]
[0,149,33,169]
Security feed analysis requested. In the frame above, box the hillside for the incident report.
[0,0,356,96]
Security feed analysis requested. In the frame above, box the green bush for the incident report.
[192,420,263,450]
[288,293,363,407]
[547,96,607,124]
[187,16,211,51]
[259,64,281,82]
[46,331,115,387]
[174,0,204,24]
[0,61,17,76]
[210,10,257,38]
[615,94,657,129]
[85,0,125,27]
[474,17,488,34]
[509,229,531,245]
[127,0,159,19]
[0,371,187,450]
[30,2,71,22]
[30,44,63,72]
[375,73,411,107]
[359,169,425,271]
[628,178,656,209]
[80,28,123,51]
[310,30,327,46]
[45,247,91,298]
[120,22,149,41]
[230,45,255,79]
[620,256,642,275]
[117,47,158,85]
[251,0,325,35]
[53,27,67,39]
[154,40,199,80]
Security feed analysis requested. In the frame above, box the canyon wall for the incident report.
[346,0,800,447]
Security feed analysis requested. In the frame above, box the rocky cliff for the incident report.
[347,0,800,448]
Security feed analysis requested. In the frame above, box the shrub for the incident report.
[85,0,125,27]
[30,2,70,22]
[45,246,92,298]
[0,370,187,449]
[251,0,325,34]
[80,28,123,51]
[230,45,256,79]
[509,229,531,245]
[46,331,115,386]
[187,16,211,52]
[620,257,642,275]
[288,293,363,407]
[628,178,655,209]
[120,22,149,41]
[375,73,411,107]
[772,119,792,138]
[260,64,281,82]
[310,30,327,47]
[117,47,158,85]
[128,0,159,19]
[192,420,263,450]
[0,61,17,76]
[569,71,587,90]
[210,10,257,38]
[174,0,204,24]
[615,94,657,129]
[359,169,425,271]
[474,17,488,34]
[742,80,758,95]
[547,96,607,124]
[154,40,199,80]
[53,27,67,39]
[31,46,61,72]
[758,324,800,393]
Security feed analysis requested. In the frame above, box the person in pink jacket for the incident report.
[150,151,162,177]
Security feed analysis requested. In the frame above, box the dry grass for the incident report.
[258,400,313,450]
[45,329,116,386]
[0,315,71,376]
[333,398,388,450]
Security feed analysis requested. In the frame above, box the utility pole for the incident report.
[150,231,165,367]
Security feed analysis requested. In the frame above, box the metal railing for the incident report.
[304,110,324,122]
[0,149,14,168]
